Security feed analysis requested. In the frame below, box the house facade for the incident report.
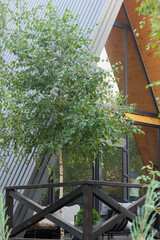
[1,0,160,225]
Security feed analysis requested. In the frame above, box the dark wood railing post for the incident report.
[6,189,13,231]
[82,183,93,240]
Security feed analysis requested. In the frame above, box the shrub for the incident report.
[0,189,12,240]
[75,208,100,227]
[130,163,160,240]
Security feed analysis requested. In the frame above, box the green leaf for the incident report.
[151,43,157,48]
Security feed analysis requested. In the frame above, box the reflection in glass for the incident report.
[102,147,123,201]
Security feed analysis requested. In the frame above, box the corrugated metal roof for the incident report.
[8,0,109,32]
[1,150,57,230]
[0,148,36,190]
[4,0,109,62]
[13,153,57,229]
[52,0,108,31]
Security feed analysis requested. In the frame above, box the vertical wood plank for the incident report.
[82,184,93,240]
[6,189,13,230]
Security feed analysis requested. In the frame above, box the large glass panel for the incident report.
[129,134,146,201]
[39,157,93,205]
[102,147,123,201]
[54,157,92,205]
[129,125,159,201]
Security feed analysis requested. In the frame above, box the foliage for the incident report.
[0,0,140,168]
[136,1,160,104]
[0,189,12,240]
[75,209,100,227]
[102,147,122,197]
[130,163,160,240]
[136,0,160,55]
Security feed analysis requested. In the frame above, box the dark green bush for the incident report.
[75,209,100,227]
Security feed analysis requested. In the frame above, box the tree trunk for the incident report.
[59,148,65,240]
[59,147,63,198]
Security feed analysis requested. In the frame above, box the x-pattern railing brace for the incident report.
[92,187,160,239]
[8,187,83,239]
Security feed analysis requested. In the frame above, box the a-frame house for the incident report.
[1,0,160,225]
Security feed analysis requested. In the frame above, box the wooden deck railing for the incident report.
[5,181,160,239]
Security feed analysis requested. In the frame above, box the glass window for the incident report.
[129,125,159,201]
[102,147,123,201]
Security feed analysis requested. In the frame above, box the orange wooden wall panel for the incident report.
[105,26,124,92]
[116,5,129,24]
[134,126,158,168]
[127,30,156,112]
[105,21,157,113]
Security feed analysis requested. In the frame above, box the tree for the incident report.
[136,0,160,55]
[0,0,139,175]
[136,0,160,89]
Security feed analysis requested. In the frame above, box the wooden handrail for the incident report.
[4,180,150,190]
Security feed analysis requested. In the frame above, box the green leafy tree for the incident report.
[136,0,160,55]
[0,0,139,172]
[136,1,160,95]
